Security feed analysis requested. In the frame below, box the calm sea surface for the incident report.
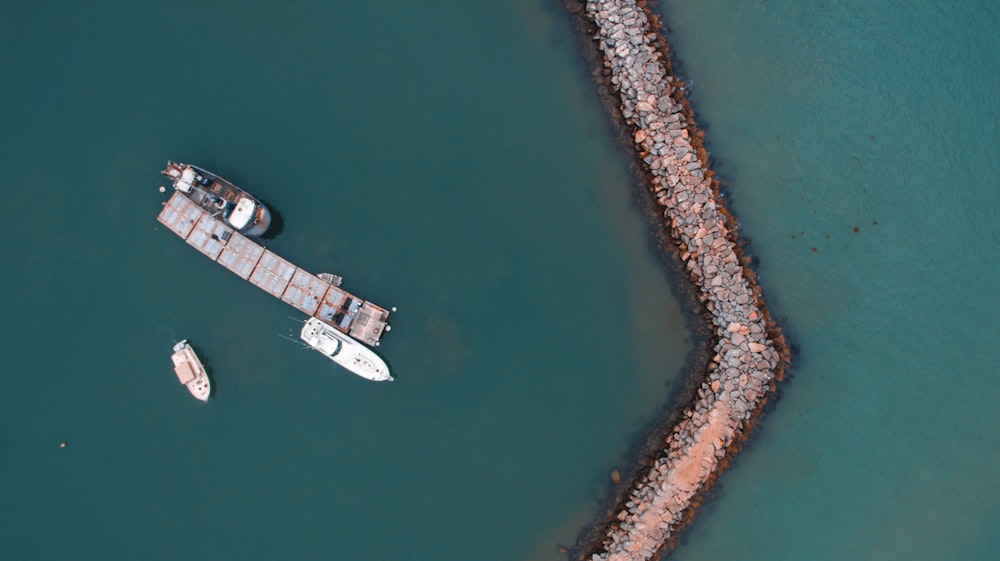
[0,2,689,560]
[1,1,996,560]
[652,1,999,560]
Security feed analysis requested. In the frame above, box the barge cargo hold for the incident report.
[157,190,392,368]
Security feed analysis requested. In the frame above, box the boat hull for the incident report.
[241,203,271,237]
[171,340,212,401]
[162,161,272,237]
[300,318,393,382]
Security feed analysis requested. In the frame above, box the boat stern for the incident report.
[229,197,271,237]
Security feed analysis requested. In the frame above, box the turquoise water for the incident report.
[651,1,1000,559]
[2,1,997,560]
[0,2,691,560]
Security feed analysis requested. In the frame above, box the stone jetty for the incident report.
[569,1,790,559]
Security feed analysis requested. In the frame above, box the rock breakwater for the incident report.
[569,1,791,559]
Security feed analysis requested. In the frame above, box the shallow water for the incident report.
[651,1,1000,559]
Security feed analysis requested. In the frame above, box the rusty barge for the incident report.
[156,185,392,353]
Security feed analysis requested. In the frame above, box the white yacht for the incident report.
[300,318,393,382]
[171,340,211,401]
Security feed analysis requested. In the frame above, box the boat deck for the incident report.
[157,192,390,346]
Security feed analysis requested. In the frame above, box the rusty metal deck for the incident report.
[282,269,328,316]
[250,250,296,299]
[157,191,391,347]
[217,231,265,279]
[350,302,390,346]
[157,192,203,239]
[187,214,232,260]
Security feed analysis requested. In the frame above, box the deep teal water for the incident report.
[0,2,689,560]
[2,1,997,560]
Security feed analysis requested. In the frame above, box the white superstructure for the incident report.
[161,161,272,236]
[228,196,257,230]
[171,340,212,401]
[300,318,393,382]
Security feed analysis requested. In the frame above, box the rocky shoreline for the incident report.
[567,1,791,559]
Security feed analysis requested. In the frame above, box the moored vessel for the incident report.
[171,340,211,401]
[162,161,272,236]
[300,318,393,382]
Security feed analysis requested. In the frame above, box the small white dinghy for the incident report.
[171,340,211,401]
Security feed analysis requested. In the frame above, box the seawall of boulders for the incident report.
[572,1,791,559]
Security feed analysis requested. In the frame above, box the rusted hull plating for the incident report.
[157,192,390,346]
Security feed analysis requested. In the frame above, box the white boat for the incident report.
[171,340,211,401]
[300,318,393,382]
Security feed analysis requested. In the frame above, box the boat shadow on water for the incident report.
[258,199,284,239]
